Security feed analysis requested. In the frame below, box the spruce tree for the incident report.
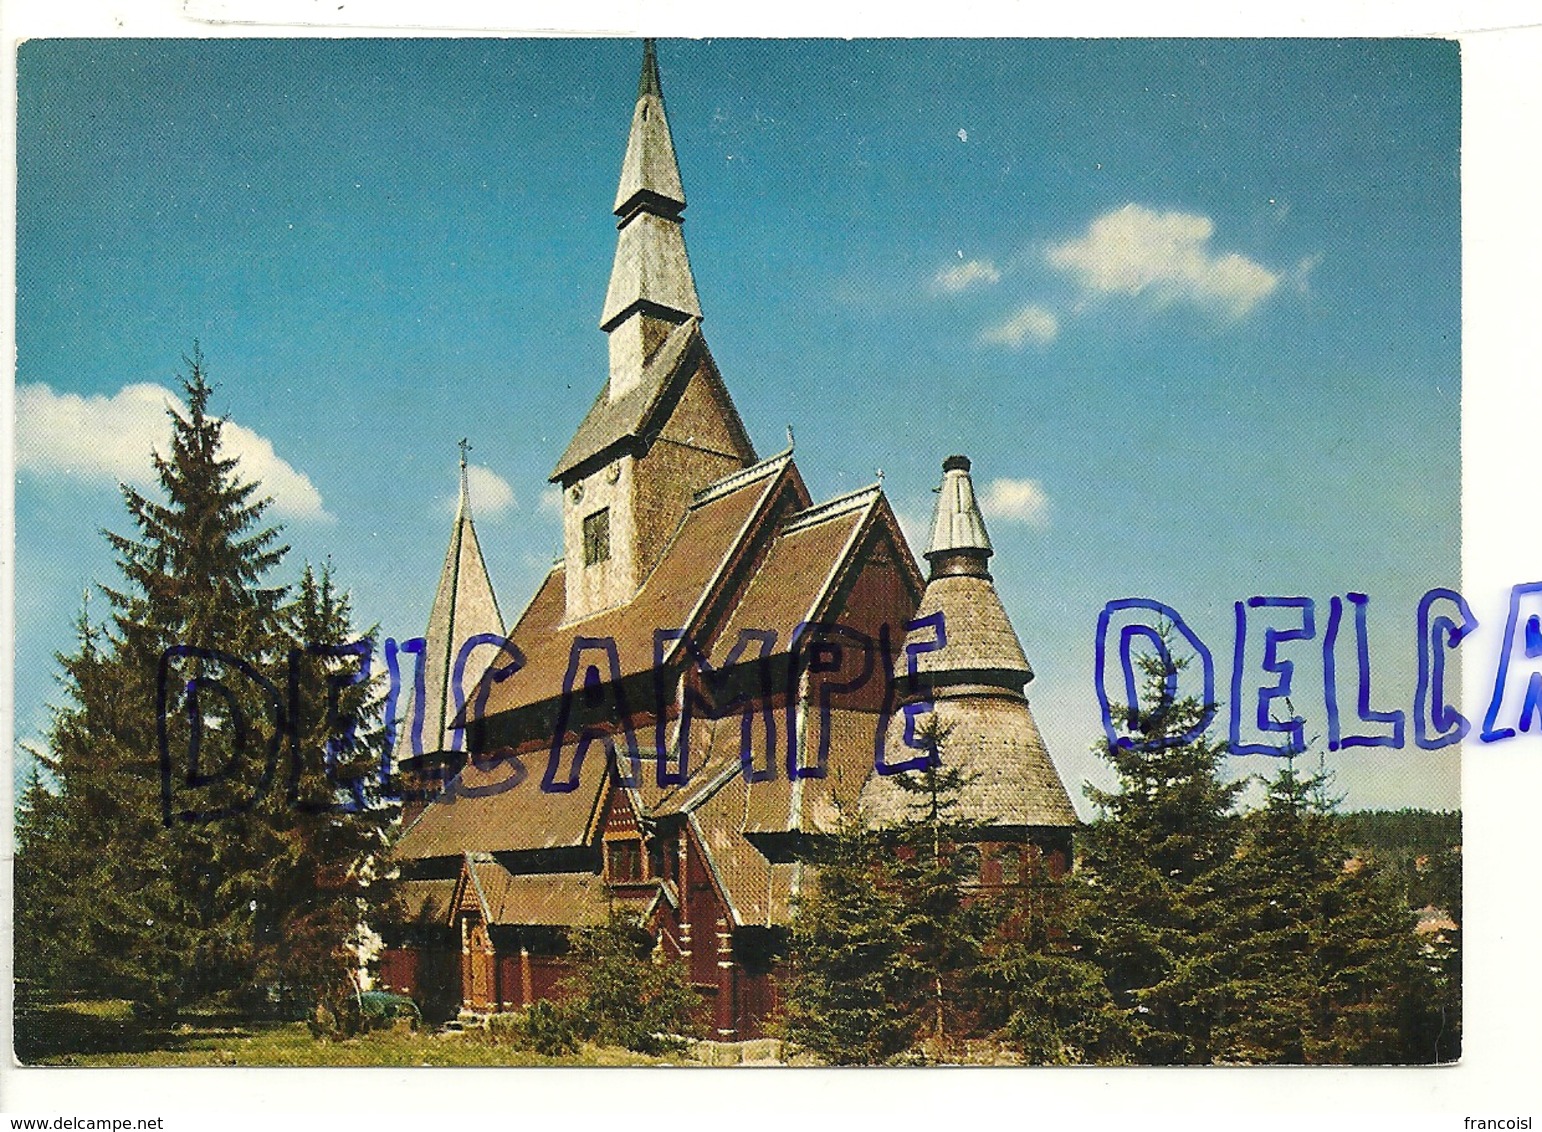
[1311,831,1455,1063]
[1199,760,1458,1064]
[15,349,394,1023]
[558,910,704,1054]
[13,757,73,1005]
[971,848,1133,1064]
[256,562,398,1026]
[886,718,997,1050]
[1073,637,1244,1064]
[1203,762,1343,1062]
[778,804,916,1064]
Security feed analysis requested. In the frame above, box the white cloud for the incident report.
[979,303,1059,348]
[16,382,332,520]
[538,485,564,516]
[981,477,1050,529]
[931,258,1001,295]
[453,464,515,518]
[1289,252,1324,294]
[1046,203,1279,318]
[892,506,932,557]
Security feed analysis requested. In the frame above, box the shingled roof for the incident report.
[550,320,754,481]
[455,853,612,928]
[396,459,926,876]
[714,484,887,649]
[393,733,609,857]
[613,39,687,218]
[861,694,1078,830]
[392,460,505,762]
[903,574,1033,685]
[690,774,799,927]
[863,455,1076,833]
[471,451,802,724]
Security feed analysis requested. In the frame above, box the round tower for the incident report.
[863,454,1078,879]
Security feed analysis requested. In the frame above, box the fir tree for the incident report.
[13,756,72,1004]
[777,804,917,1064]
[15,349,394,1023]
[255,562,399,1026]
[971,848,1133,1064]
[886,717,998,1050]
[1203,761,1344,1062]
[559,910,703,1054]
[1073,635,1244,1064]
[1202,761,1458,1064]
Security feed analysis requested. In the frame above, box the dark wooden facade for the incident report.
[377,43,1079,1041]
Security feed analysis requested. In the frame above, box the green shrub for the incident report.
[524,1000,581,1056]
[482,1002,579,1056]
[561,913,703,1054]
[358,991,420,1032]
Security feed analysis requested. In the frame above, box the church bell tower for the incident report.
[602,38,702,399]
[549,40,757,623]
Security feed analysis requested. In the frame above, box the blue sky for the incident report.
[14,37,1462,813]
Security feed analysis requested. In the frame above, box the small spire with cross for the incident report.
[456,438,474,519]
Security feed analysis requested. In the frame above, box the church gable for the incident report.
[459,452,799,744]
[631,351,757,586]
[555,328,758,621]
[653,347,754,464]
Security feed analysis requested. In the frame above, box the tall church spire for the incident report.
[394,445,505,769]
[602,39,702,401]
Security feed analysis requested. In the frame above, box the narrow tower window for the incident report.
[583,508,611,566]
[607,838,642,882]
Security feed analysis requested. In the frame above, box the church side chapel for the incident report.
[378,41,1078,1038]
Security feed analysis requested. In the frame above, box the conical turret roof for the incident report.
[867,453,1075,831]
[927,454,993,562]
[903,575,1033,687]
[902,455,1031,688]
[863,695,1078,830]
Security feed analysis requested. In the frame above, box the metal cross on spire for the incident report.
[458,437,473,469]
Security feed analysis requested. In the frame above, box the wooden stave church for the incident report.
[378,41,1079,1039]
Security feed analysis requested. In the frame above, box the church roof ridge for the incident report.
[689,447,794,508]
[686,809,744,927]
[780,481,882,534]
[551,315,703,480]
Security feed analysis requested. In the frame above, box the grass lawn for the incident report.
[14,1000,678,1067]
